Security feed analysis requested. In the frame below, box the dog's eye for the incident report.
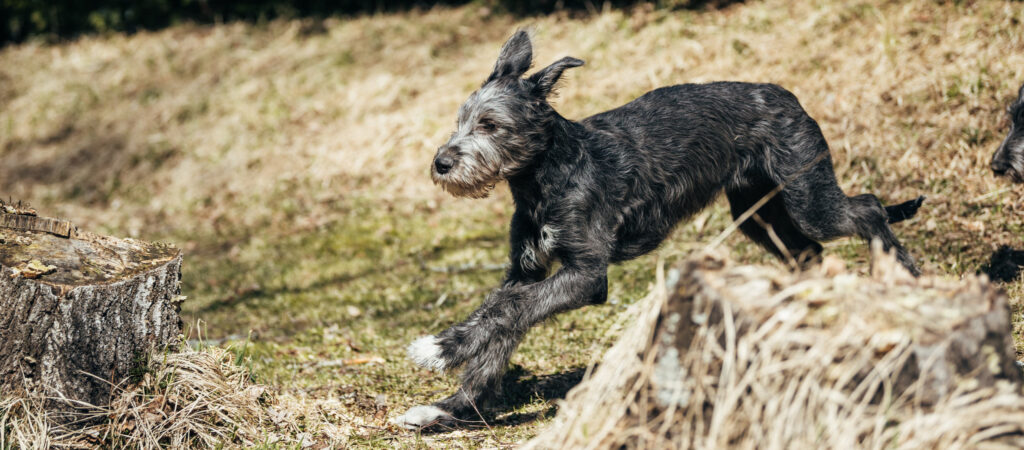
[477,119,498,133]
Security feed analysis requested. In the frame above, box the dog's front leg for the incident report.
[502,209,551,288]
[404,216,550,374]
[395,264,607,428]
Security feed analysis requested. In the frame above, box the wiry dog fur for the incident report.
[394,31,924,429]
[991,82,1024,183]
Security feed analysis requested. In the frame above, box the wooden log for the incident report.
[0,220,183,415]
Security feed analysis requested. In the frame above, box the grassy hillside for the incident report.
[3,0,1024,446]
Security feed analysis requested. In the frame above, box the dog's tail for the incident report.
[884,195,925,224]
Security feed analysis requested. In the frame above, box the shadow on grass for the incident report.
[491,365,588,427]
[420,365,589,434]
[193,262,409,314]
[192,228,508,314]
[0,118,149,206]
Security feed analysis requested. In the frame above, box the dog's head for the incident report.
[992,82,1024,183]
[431,31,584,198]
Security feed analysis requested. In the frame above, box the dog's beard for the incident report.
[431,139,511,198]
[1002,150,1024,184]
[432,174,497,198]
[431,158,501,199]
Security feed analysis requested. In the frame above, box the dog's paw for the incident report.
[407,335,448,371]
[391,405,454,430]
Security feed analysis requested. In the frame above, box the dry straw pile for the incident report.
[0,345,352,448]
[526,250,1024,449]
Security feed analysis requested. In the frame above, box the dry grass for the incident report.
[3,0,1024,447]
[525,250,1024,449]
[2,0,1022,252]
[1,345,354,449]
[0,396,58,449]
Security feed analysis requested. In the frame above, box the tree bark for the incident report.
[0,223,182,414]
[654,253,1021,409]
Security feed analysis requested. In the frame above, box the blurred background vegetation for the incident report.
[1,0,737,44]
[3,0,1024,445]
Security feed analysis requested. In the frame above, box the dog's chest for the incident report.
[520,208,560,271]
[537,224,558,254]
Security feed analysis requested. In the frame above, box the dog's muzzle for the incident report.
[433,144,460,176]
[992,155,1024,183]
[993,162,1008,176]
[434,154,455,175]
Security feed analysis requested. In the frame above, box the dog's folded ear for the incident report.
[487,30,533,84]
[528,56,584,98]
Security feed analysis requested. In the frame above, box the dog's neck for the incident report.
[507,115,588,209]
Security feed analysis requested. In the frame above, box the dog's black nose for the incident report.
[435,155,455,174]
[992,159,1010,176]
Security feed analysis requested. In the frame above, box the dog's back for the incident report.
[579,82,836,260]
[583,82,830,184]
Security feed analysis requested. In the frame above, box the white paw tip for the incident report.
[407,335,446,371]
[391,405,453,429]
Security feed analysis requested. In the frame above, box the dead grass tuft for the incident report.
[1,345,353,449]
[0,395,61,449]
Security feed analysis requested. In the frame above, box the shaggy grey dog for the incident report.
[991,82,1024,183]
[393,31,924,429]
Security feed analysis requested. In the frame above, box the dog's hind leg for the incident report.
[842,193,920,274]
[768,147,920,275]
[726,179,823,268]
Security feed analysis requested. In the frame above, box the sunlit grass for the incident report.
[3,0,1024,445]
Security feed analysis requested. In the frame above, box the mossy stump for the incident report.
[527,251,1024,448]
[652,253,1022,409]
[0,217,183,416]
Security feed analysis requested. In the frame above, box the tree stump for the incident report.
[652,252,1022,408]
[527,251,1024,449]
[0,213,183,414]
